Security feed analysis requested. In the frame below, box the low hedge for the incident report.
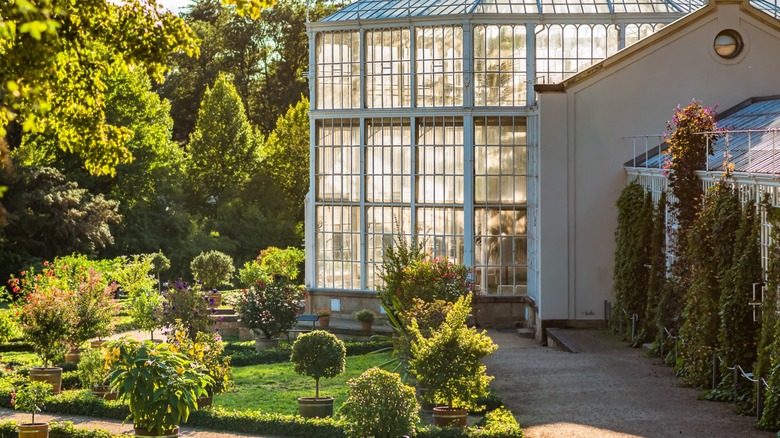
[0,341,33,353]
[227,340,391,367]
[0,421,119,438]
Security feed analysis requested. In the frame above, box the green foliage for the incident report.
[187,73,259,210]
[355,310,375,323]
[150,252,171,277]
[714,200,760,398]
[612,180,653,340]
[238,259,265,288]
[409,295,497,410]
[160,282,214,340]
[225,340,392,367]
[12,380,52,424]
[191,250,236,290]
[678,181,740,387]
[114,256,160,336]
[0,308,21,343]
[166,325,234,395]
[15,284,77,367]
[68,269,119,346]
[290,330,346,399]
[645,193,669,348]
[338,367,420,438]
[258,246,306,281]
[471,407,523,437]
[0,167,121,261]
[0,1,198,177]
[105,337,213,435]
[236,277,304,339]
[262,98,310,221]
[76,348,107,389]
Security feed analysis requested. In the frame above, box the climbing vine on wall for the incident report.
[644,193,668,348]
[612,180,653,337]
[714,200,761,397]
[759,201,780,430]
[678,181,740,387]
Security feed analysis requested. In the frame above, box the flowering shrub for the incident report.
[68,268,119,346]
[166,324,234,395]
[397,258,473,304]
[161,281,214,340]
[236,278,304,339]
[12,380,52,424]
[15,285,78,367]
[105,337,213,435]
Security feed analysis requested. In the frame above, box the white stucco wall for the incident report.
[536,0,780,323]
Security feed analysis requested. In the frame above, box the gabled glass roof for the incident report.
[321,0,706,21]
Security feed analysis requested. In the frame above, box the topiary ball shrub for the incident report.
[290,330,346,400]
[338,367,419,438]
[191,250,235,290]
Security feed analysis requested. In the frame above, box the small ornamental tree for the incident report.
[290,330,346,400]
[339,367,420,438]
[115,255,161,340]
[191,250,235,290]
[236,278,304,339]
[68,268,119,346]
[13,380,52,424]
[409,294,498,411]
[161,281,214,340]
[16,286,78,367]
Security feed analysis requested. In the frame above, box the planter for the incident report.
[416,387,435,413]
[432,406,468,428]
[133,426,179,438]
[254,337,280,351]
[205,293,222,308]
[360,321,372,331]
[64,348,81,364]
[297,396,334,418]
[29,367,63,394]
[17,422,49,438]
[90,340,105,350]
[91,385,118,401]
[197,394,213,408]
[318,316,330,329]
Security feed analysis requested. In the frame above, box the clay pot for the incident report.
[432,406,468,428]
[297,397,334,418]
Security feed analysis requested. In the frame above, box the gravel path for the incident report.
[484,328,771,438]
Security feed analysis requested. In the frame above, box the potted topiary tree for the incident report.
[191,250,235,308]
[236,278,304,350]
[106,337,213,437]
[12,380,53,438]
[355,309,375,331]
[15,285,78,394]
[290,330,346,418]
[66,269,119,363]
[409,294,497,428]
[115,255,162,341]
[339,367,419,438]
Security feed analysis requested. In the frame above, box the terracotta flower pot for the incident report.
[318,316,330,329]
[197,394,213,408]
[360,320,372,331]
[29,367,63,394]
[17,422,49,438]
[432,406,468,428]
[297,396,334,418]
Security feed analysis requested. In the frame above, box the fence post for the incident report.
[660,329,665,359]
[712,354,719,390]
[757,377,764,420]
[631,314,636,343]
[733,367,740,403]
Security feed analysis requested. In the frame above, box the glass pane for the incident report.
[365,118,412,202]
[315,31,360,110]
[416,117,465,203]
[366,28,411,108]
[416,26,464,107]
[316,119,360,202]
[315,205,361,289]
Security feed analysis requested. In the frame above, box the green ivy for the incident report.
[678,181,740,387]
[710,200,761,402]
[612,180,653,340]
[645,193,670,351]
[759,203,780,430]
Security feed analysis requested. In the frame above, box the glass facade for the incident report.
[309,0,695,296]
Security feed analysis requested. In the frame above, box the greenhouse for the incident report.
[304,0,704,310]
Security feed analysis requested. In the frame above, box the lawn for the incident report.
[215,351,393,415]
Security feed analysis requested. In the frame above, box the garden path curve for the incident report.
[485,328,771,438]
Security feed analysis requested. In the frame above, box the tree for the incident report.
[187,73,259,210]
[261,97,309,221]
[0,1,198,176]
[0,166,120,261]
